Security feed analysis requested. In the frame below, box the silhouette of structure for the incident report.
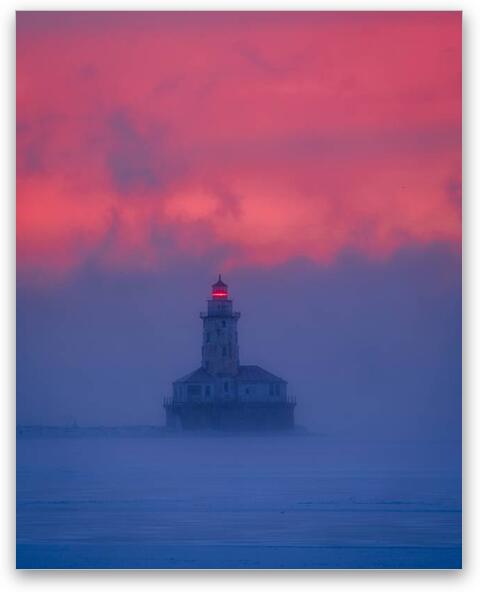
[164,276,295,430]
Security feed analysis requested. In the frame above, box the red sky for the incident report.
[16,11,461,277]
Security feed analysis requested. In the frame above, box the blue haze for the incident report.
[16,244,461,568]
[17,244,461,441]
[17,435,461,568]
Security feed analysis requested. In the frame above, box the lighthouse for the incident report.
[201,275,240,376]
[164,276,295,430]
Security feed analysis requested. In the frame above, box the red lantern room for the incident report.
[212,274,229,299]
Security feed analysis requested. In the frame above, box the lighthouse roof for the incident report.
[174,365,286,384]
[212,274,227,288]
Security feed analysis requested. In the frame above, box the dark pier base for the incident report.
[164,401,295,431]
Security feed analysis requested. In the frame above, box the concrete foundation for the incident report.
[165,400,296,431]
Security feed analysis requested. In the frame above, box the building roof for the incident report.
[237,365,286,383]
[174,367,214,384]
[174,365,286,384]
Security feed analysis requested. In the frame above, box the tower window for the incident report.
[222,320,226,327]
[222,346,227,356]
[224,381,229,392]
[205,385,211,397]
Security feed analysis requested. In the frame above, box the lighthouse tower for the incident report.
[200,275,240,376]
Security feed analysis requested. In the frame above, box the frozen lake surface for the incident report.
[16,434,461,569]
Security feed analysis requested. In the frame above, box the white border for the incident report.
[2,1,478,590]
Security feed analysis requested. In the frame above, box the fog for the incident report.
[17,244,461,442]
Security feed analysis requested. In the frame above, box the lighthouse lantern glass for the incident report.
[212,286,228,299]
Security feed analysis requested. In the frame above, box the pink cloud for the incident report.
[16,11,462,277]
